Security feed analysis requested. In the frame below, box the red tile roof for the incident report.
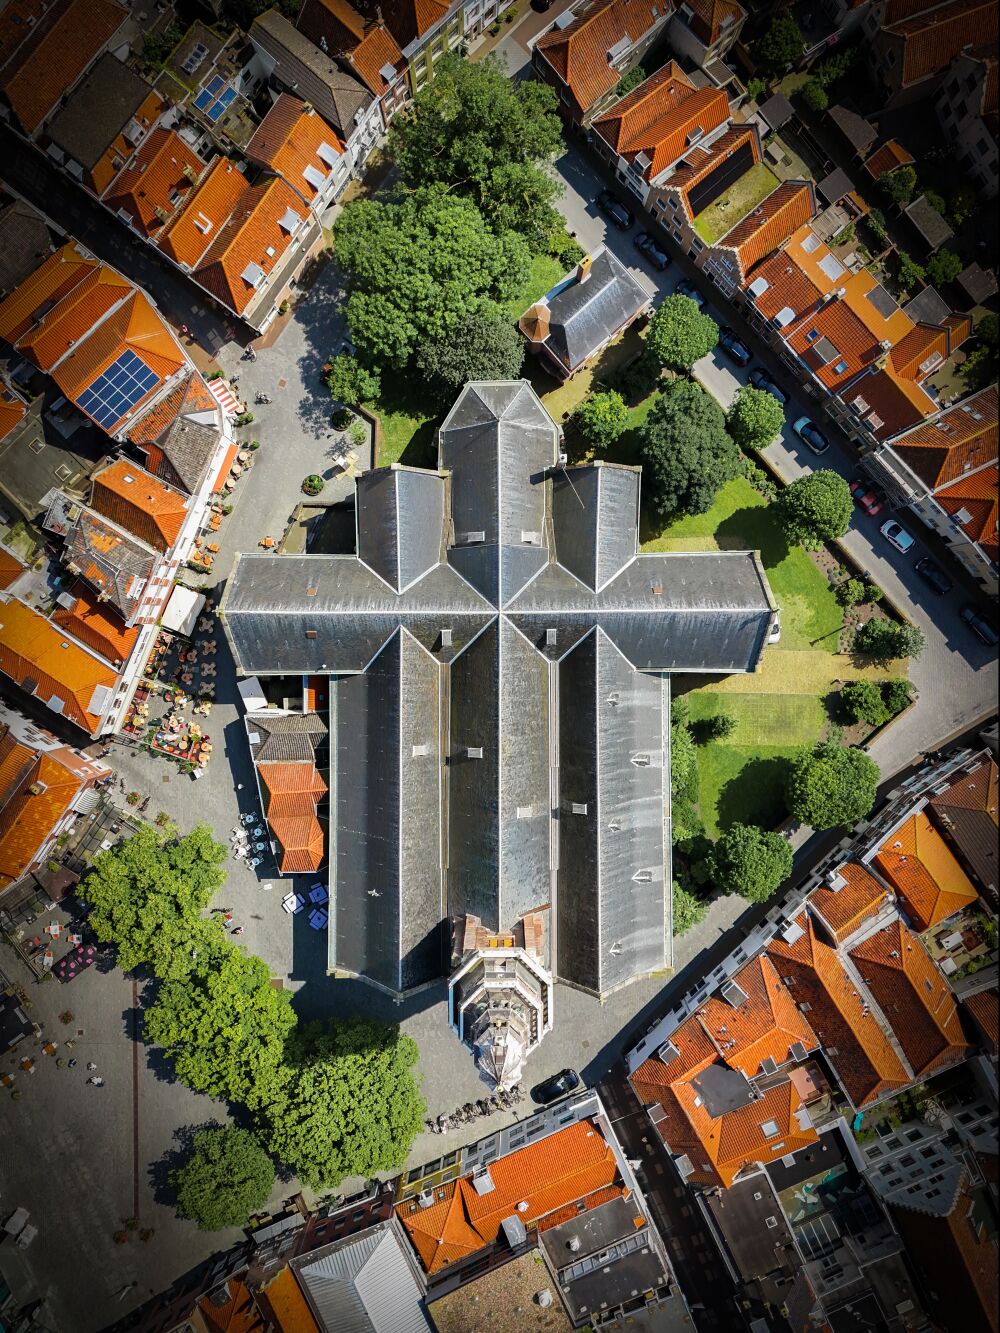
[157,158,250,271]
[193,177,307,317]
[0,731,83,890]
[886,0,998,88]
[888,323,949,382]
[808,862,893,944]
[90,459,188,552]
[679,0,746,45]
[0,546,25,590]
[397,1119,623,1272]
[844,364,937,440]
[788,297,883,390]
[887,385,998,491]
[102,128,207,239]
[246,94,343,205]
[129,372,218,445]
[0,387,26,444]
[0,0,126,135]
[688,955,817,1078]
[536,0,664,115]
[766,914,910,1107]
[963,988,998,1052]
[301,3,406,94]
[715,182,815,278]
[874,811,979,930]
[16,265,133,373]
[850,920,969,1077]
[51,584,138,666]
[0,598,117,735]
[864,139,915,179]
[0,241,98,346]
[347,22,405,95]
[258,760,327,875]
[592,65,728,181]
[935,463,998,564]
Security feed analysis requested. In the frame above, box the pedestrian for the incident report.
[67,1058,77,1069]
[232,926,244,936]
[86,1061,97,1071]
[224,912,232,922]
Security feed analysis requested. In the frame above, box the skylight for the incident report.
[818,253,846,281]
[77,350,159,430]
[801,232,821,254]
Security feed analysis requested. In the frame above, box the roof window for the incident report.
[242,262,266,288]
[761,1119,780,1137]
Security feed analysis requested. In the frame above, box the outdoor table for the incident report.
[19,1058,34,1074]
[41,950,54,971]
[42,1043,56,1056]
[308,884,328,905]
[68,934,82,945]
[45,922,61,938]
[0,1073,14,1087]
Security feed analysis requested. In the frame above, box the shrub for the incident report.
[853,617,925,662]
[739,453,777,501]
[896,252,926,292]
[801,79,829,113]
[325,354,381,408]
[712,823,793,902]
[883,166,917,206]
[698,712,737,742]
[926,248,962,286]
[673,881,708,935]
[574,389,630,448]
[611,351,661,402]
[921,188,947,215]
[549,229,584,268]
[865,581,883,604]
[348,420,368,449]
[747,77,767,101]
[301,475,324,496]
[840,680,889,727]
[785,741,880,829]
[616,65,646,97]
[881,678,913,716]
[837,577,867,607]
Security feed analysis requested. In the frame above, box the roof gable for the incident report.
[715,182,814,278]
[193,177,307,316]
[157,158,250,270]
[246,93,344,202]
[536,0,665,114]
[0,598,118,734]
[874,810,980,929]
[102,128,208,238]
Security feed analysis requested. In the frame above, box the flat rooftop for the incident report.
[427,1252,571,1333]
[705,1175,797,1283]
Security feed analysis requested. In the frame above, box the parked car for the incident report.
[959,603,998,646]
[768,612,782,644]
[848,479,884,516]
[531,0,554,10]
[791,415,829,453]
[675,279,706,308]
[718,326,752,366]
[880,519,915,554]
[635,231,670,270]
[596,191,633,230]
[531,1068,580,1104]
[750,369,788,407]
[914,556,953,595]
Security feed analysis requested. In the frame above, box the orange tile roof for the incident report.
[258,760,327,874]
[840,268,913,345]
[90,458,188,551]
[864,139,915,179]
[850,920,969,1077]
[963,988,998,1051]
[716,182,815,278]
[0,0,48,68]
[0,598,117,735]
[52,585,138,666]
[0,241,98,346]
[298,0,367,48]
[743,239,827,325]
[157,158,250,271]
[0,0,126,135]
[888,385,998,490]
[128,371,217,445]
[887,0,998,88]
[845,364,937,440]
[680,0,746,45]
[0,736,83,890]
[16,265,133,372]
[102,128,207,239]
[874,810,979,930]
[193,1277,268,1333]
[536,0,664,115]
[931,755,999,822]
[592,66,728,181]
[246,94,344,204]
[194,177,307,317]
[767,913,910,1107]
[666,124,759,203]
[259,1268,321,1332]
[690,955,817,1078]
[0,546,25,591]
[383,0,451,46]
[0,387,26,444]
[935,463,998,563]
[808,862,893,944]
[788,297,883,390]
[889,323,948,382]
[397,1119,622,1272]
[347,21,405,95]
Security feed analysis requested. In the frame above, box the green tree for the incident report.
[712,823,793,902]
[698,712,737,742]
[80,825,227,979]
[415,311,524,399]
[145,948,296,1110]
[261,1019,425,1190]
[171,1127,274,1232]
[639,379,739,520]
[777,470,852,549]
[926,248,962,286]
[962,315,998,388]
[840,679,889,726]
[837,577,867,607]
[883,166,917,206]
[747,77,768,101]
[785,741,880,829]
[573,389,630,447]
[386,55,563,252]
[325,354,381,407]
[921,188,947,215]
[673,881,708,935]
[646,294,719,370]
[334,188,529,367]
[949,187,976,226]
[801,79,829,113]
[814,46,856,87]
[726,385,785,451]
[671,719,699,804]
[142,22,181,67]
[615,64,647,97]
[755,14,804,73]
[853,617,925,663]
[896,252,925,292]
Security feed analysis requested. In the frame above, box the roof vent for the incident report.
[651,581,663,595]
[517,1200,529,1213]
[440,627,452,648]
[536,1290,553,1308]
[721,981,748,1008]
[571,802,588,815]
[759,1056,778,1075]
[464,530,485,544]
[546,627,558,646]
[825,869,847,892]
[467,746,483,759]
[568,1235,582,1252]
[472,1168,495,1196]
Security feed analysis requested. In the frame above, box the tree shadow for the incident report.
[289,263,354,443]
[715,755,792,833]
[715,506,790,564]
[148,1119,224,1209]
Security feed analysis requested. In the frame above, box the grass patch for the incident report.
[692,164,780,244]
[688,692,825,748]
[693,744,797,838]
[369,376,438,468]
[507,253,566,318]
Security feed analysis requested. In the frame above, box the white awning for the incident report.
[239,677,268,711]
[161,585,206,638]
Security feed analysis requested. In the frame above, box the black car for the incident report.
[748,367,788,406]
[959,603,999,646]
[635,231,670,270]
[596,191,633,230]
[914,556,953,596]
[531,0,554,9]
[718,325,751,366]
[531,1068,581,1105]
[675,279,706,309]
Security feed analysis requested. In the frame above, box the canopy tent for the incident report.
[161,585,206,638]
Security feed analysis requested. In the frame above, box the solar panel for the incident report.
[194,89,214,112]
[77,350,159,430]
[207,87,235,122]
[206,74,225,96]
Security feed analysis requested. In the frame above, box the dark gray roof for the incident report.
[957,263,998,305]
[903,196,954,251]
[250,9,372,140]
[62,503,158,622]
[816,167,855,205]
[903,285,950,327]
[540,249,651,373]
[827,105,877,155]
[704,1176,796,1282]
[221,380,776,1000]
[247,711,327,763]
[292,1223,430,1333]
[758,93,794,130]
[690,1062,756,1117]
[155,415,220,495]
[45,52,154,171]
[0,199,54,300]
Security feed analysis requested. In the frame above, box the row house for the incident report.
[861,0,998,109]
[152,21,261,159]
[532,0,674,131]
[246,94,351,216]
[935,46,998,201]
[666,0,746,70]
[297,0,410,123]
[0,240,234,738]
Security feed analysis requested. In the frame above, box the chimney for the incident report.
[577,254,593,283]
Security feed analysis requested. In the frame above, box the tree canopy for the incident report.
[80,825,227,979]
[883,166,916,206]
[673,881,708,935]
[639,379,739,520]
[726,384,785,451]
[171,1127,274,1232]
[415,310,524,400]
[574,389,629,448]
[785,741,880,829]
[261,1019,425,1189]
[387,55,563,252]
[646,295,719,370]
[325,354,381,408]
[777,470,853,549]
[755,14,804,73]
[926,248,962,286]
[333,188,529,368]
[852,617,925,663]
[712,823,793,902]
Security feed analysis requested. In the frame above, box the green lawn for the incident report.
[370,376,438,468]
[693,164,781,244]
[507,253,566,318]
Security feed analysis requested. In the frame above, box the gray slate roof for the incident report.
[247,711,327,763]
[250,9,372,140]
[45,52,154,171]
[541,248,651,373]
[903,196,954,251]
[292,1223,430,1333]
[220,381,775,998]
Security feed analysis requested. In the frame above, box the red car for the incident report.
[850,479,883,516]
